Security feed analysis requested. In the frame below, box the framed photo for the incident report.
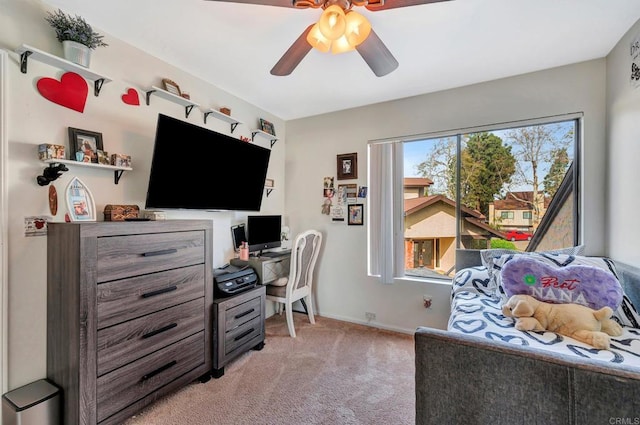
[348,204,364,226]
[69,127,103,164]
[337,153,358,180]
[259,118,276,136]
[162,78,182,96]
[265,178,275,188]
[97,150,110,165]
[65,177,96,222]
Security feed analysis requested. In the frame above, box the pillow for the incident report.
[480,245,585,299]
[269,276,289,287]
[499,255,623,311]
[491,253,640,328]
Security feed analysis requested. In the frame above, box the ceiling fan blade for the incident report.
[355,29,398,77]
[271,24,314,76]
[365,0,451,12]
[204,0,299,8]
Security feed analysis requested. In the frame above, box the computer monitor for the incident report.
[247,215,281,255]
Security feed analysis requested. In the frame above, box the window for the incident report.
[369,115,580,283]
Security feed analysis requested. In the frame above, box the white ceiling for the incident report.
[42,0,640,121]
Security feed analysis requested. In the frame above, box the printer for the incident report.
[213,264,258,297]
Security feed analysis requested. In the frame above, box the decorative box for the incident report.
[143,210,166,221]
[111,154,132,168]
[103,204,140,221]
[38,144,65,160]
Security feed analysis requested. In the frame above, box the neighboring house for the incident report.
[488,191,551,233]
[403,179,503,275]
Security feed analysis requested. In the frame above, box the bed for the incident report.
[415,249,640,425]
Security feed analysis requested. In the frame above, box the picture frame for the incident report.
[337,152,358,180]
[65,177,96,222]
[348,204,364,226]
[162,78,182,97]
[259,118,276,136]
[265,178,275,188]
[69,127,103,164]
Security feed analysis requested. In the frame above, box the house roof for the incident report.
[403,177,433,188]
[404,194,504,239]
[492,191,551,210]
[404,194,484,219]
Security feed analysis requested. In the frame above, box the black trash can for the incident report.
[2,379,60,425]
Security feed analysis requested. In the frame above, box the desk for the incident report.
[231,252,290,285]
[231,252,308,314]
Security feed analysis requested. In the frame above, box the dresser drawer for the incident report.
[225,296,261,331]
[97,298,204,376]
[97,332,205,423]
[97,264,205,328]
[224,315,262,356]
[262,257,290,284]
[97,231,205,282]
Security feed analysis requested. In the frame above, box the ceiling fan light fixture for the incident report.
[344,10,371,47]
[331,34,355,54]
[307,23,332,53]
[318,5,347,40]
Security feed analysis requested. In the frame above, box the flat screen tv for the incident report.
[247,215,281,254]
[145,114,271,211]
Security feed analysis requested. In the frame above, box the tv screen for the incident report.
[247,215,281,254]
[145,114,271,211]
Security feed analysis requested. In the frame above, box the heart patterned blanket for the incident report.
[448,266,640,367]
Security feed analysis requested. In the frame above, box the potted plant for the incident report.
[44,8,108,68]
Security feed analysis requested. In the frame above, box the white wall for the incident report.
[606,19,640,264]
[0,0,285,389]
[286,60,607,334]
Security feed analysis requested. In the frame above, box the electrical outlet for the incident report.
[423,295,432,309]
[365,312,376,321]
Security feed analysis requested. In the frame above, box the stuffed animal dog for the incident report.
[502,294,623,350]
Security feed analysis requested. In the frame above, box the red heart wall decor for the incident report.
[37,72,88,113]
[121,88,140,106]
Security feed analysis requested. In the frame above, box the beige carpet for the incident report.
[124,314,415,425]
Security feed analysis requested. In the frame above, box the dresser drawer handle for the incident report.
[234,308,255,319]
[142,248,178,257]
[141,360,177,382]
[141,285,178,298]
[234,328,254,341]
[142,323,178,339]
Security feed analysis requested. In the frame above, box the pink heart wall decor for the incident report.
[121,88,140,106]
[36,72,88,113]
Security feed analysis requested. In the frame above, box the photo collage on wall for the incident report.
[322,153,367,224]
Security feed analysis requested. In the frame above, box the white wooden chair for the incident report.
[265,229,322,337]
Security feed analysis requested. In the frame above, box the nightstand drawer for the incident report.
[224,315,262,355]
[97,264,205,328]
[97,332,205,423]
[225,296,261,331]
[97,230,205,282]
[97,298,204,376]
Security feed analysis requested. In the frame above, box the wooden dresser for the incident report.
[47,220,213,425]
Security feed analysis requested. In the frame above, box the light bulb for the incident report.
[318,5,346,40]
[307,23,332,53]
[344,11,371,47]
[331,34,355,54]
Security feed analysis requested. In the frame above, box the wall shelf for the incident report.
[203,109,243,133]
[251,129,278,148]
[15,44,113,96]
[43,158,132,185]
[144,86,200,118]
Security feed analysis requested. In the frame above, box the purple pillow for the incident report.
[500,256,623,311]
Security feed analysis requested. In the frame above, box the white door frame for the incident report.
[0,49,8,395]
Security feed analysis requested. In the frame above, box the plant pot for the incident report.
[62,40,91,67]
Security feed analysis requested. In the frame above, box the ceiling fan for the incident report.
[205,0,451,77]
